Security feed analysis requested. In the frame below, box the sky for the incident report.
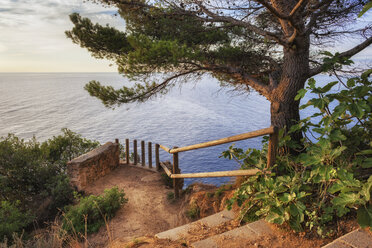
[0,0,122,72]
[0,0,371,73]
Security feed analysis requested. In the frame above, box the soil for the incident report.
[78,166,363,248]
[82,165,189,247]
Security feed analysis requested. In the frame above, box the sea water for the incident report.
[0,73,331,185]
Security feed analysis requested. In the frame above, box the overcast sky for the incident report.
[0,0,371,72]
[0,0,123,72]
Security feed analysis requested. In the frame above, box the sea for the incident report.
[0,73,332,186]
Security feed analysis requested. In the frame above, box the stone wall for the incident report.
[67,142,120,191]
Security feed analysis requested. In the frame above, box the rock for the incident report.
[67,142,120,191]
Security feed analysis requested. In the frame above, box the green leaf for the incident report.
[289,216,303,232]
[321,51,333,57]
[319,81,338,93]
[362,158,372,169]
[307,78,316,88]
[357,205,372,228]
[361,68,372,79]
[329,130,347,143]
[295,89,307,100]
[332,192,360,207]
[360,177,372,201]
[328,182,345,194]
[358,2,372,17]
[332,104,347,118]
[266,211,285,224]
[279,193,294,203]
[329,146,347,158]
[347,78,356,87]
[348,102,364,119]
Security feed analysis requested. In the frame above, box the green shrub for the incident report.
[0,129,99,211]
[224,69,372,236]
[41,128,100,170]
[0,201,33,243]
[206,192,214,198]
[167,192,175,200]
[186,202,200,220]
[214,185,229,198]
[161,172,173,188]
[0,129,99,243]
[62,187,128,235]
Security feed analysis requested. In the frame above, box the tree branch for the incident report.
[254,0,308,43]
[126,69,202,102]
[305,0,334,34]
[290,0,307,17]
[206,64,272,96]
[255,0,307,19]
[309,36,372,77]
[196,3,288,46]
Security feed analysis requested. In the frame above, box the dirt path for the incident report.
[83,165,189,247]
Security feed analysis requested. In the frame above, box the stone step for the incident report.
[322,229,372,248]
[191,219,274,248]
[155,209,235,241]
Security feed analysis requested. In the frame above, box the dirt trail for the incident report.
[83,165,189,247]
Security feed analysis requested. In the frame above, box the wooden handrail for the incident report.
[160,162,267,178]
[159,144,171,153]
[170,169,265,178]
[169,126,275,154]
[160,162,172,177]
[124,126,278,198]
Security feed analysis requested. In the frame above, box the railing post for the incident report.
[267,126,279,169]
[125,139,129,165]
[148,142,152,168]
[115,138,119,144]
[173,147,180,198]
[141,141,145,167]
[133,140,137,164]
[155,144,160,171]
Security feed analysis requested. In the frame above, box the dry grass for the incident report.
[0,211,115,248]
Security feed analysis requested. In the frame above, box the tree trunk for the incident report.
[270,35,310,146]
[270,94,302,142]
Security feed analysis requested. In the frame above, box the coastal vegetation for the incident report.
[0,129,99,243]
[62,187,127,236]
[223,70,371,236]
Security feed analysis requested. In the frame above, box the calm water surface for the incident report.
[0,73,328,186]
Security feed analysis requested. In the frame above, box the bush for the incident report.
[0,201,33,243]
[42,128,100,171]
[0,129,99,210]
[62,187,128,235]
[186,202,200,220]
[0,129,99,242]
[224,70,372,236]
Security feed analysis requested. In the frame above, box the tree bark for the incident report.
[269,34,310,145]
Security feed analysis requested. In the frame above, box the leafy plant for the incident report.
[0,129,99,242]
[161,172,173,188]
[62,187,128,235]
[42,128,100,170]
[214,185,231,198]
[0,201,34,243]
[166,192,175,203]
[224,70,372,236]
[186,202,200,220]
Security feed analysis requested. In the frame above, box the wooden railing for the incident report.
[123,126,278,198]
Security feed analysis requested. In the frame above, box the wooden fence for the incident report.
[122,126,278,198]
